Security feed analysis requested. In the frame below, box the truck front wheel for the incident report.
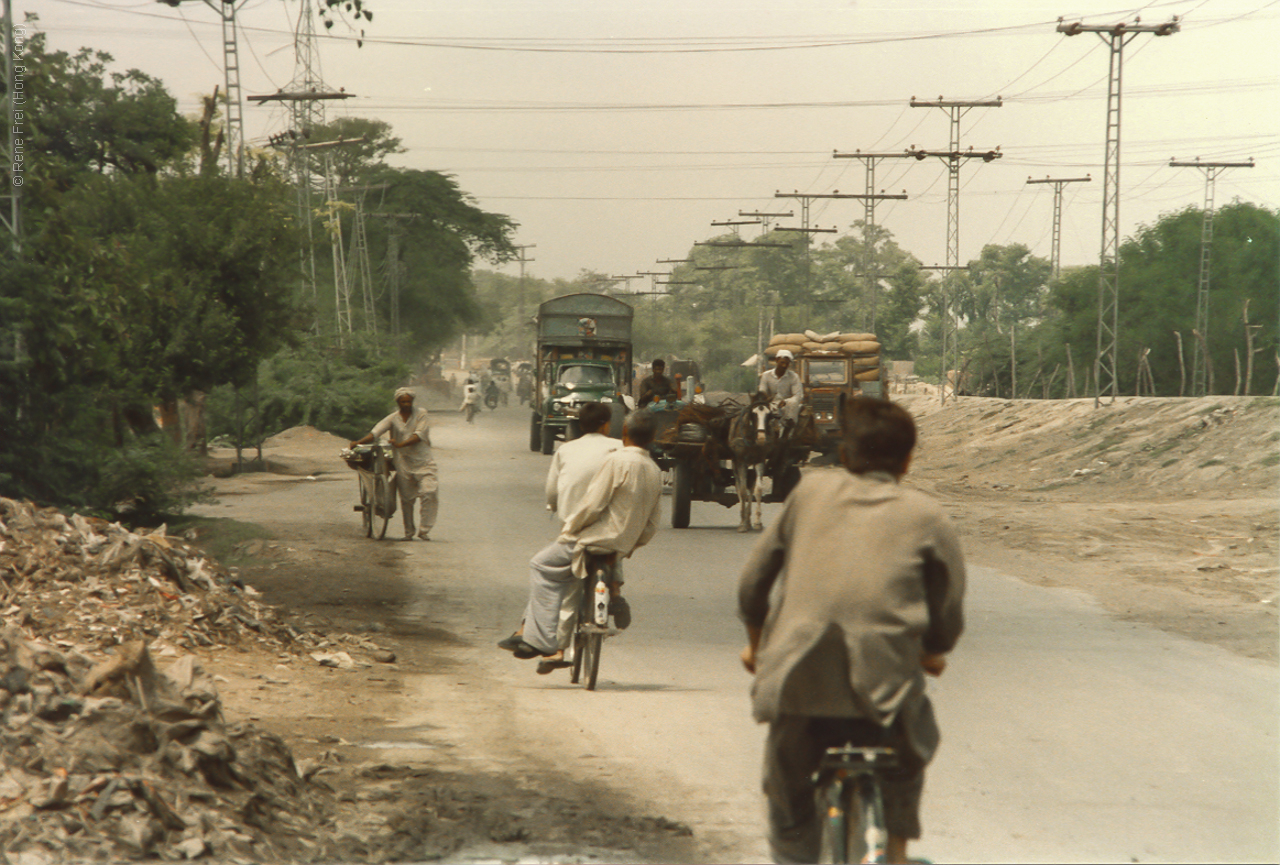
[529,413,542,452]
[541,422,556,455]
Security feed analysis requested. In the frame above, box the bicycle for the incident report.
[568,551,618,691]
[813,739,899,864]
[342,443,397,539]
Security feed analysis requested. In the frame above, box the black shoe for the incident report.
[609,596,631,630]
[511,640,546,660]
[497,633,524,652]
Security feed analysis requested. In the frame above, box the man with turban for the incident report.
[758,349,803,425]
[350,387,439,540]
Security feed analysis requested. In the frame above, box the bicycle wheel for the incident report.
[569,626,584,684]
[373,474,393,539]
[359,477,373,538]
[581,631,602,691]
[855,775,886,864]
[817,777,859,864]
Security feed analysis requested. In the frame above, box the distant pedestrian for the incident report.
[350,387,439,541]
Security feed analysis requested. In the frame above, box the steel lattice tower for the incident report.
[1169,157,1255,395]
[1057,17,1179,404]
[1026,175,1091,279]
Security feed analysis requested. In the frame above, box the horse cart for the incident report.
[649,399,810,531]
[341,444,397,539]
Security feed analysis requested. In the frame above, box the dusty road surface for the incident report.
[189,394,1278,863]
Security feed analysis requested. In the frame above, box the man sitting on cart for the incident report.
[500,412,663,672]
[638,358,677,406]
[350,387,439,541]
[758,349,803,426]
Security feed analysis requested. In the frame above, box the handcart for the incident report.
[341,443,397,539]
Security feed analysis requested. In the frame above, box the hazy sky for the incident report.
[31,0,1280,284]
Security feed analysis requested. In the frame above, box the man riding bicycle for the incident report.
[500,412,662,675]
[738,398,966,864]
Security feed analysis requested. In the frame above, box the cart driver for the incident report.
[758,349,803,427]
[638,359,677,406]
[350,387,439,541]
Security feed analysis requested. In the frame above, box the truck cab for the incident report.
[800,355,883,455]
[531,294,634,454]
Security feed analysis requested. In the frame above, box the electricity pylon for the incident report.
[909,97,1003,404]
[1026,175,1091,279]
[1057,16,1180,404]
[1168,157,1255,395]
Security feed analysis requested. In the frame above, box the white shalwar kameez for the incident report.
[758,366,803,423]
[371,407,439,538]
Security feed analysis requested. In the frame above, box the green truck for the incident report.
[530,293,634,454]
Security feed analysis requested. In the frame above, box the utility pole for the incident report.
[1168,157,1255,395]
[254,0,354,313]
[739,210,793,232]
[514,244,536,313]
[909,97,1003,405]
[711,218,762,237]
[1025,175,1091,279]
[366,212,418,341]
[1057,16,1180,405]
[831,150,917,337]
[773,191,902,327]
[2,0,21,255]
[158,0,252,176]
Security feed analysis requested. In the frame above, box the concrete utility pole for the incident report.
[908,97,1003,405]
[2,0,21,255]
[1057,16,1179,405]
[1026,175,1091,279]
[1168,157,1255,396]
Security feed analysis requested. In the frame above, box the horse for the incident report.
[727,392,784,532]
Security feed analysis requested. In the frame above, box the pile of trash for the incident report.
[0,628,343,863]
[0,499,402,862]
[0,498,379,659]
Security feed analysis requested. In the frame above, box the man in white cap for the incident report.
[758,349,803,426]
[350,387,439,540]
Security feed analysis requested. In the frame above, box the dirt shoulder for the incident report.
[897,394,1279,662]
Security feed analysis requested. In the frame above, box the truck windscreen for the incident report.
[559,365,613,386]
[806,360,847,384]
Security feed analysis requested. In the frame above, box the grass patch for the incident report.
[1260,453,1280,468]
[1267,431,1280,443]
[1161,458,1179,468]
[168,515,275,566]
[1250,397,1280,409]
[1198,458,1225,468]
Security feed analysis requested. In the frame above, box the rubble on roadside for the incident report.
[0,498,397,863]
[0,498,389,664]
[0,628,344,863]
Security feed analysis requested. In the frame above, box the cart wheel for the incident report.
[360,479,373,538]
[671,462,692,529]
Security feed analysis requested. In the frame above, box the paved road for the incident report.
[222,405,1280,863]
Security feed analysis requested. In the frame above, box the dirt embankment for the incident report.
[897,394,1279,662]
